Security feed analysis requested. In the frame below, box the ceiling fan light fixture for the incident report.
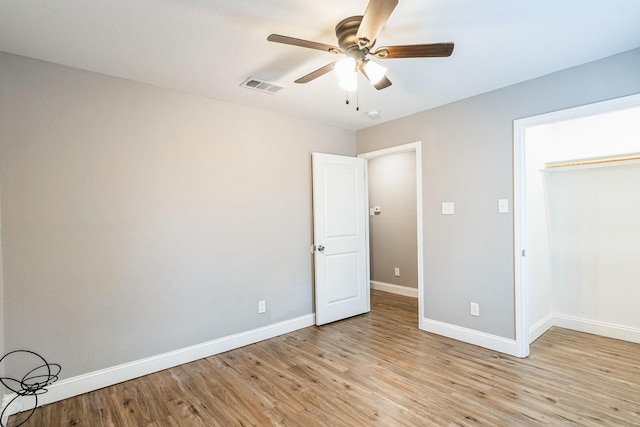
[338,72,358,92]
[334,57,356,80]
[363,60,387,85]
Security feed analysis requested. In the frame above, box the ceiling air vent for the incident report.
[240,78,285,95]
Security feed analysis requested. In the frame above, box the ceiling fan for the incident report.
[267,0,454,91]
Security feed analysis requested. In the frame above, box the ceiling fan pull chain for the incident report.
[345,91,350,105]
[356,88,360,111]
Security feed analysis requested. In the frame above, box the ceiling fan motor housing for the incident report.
[336,16,370,60]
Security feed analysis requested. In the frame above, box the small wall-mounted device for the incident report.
[498,199,509,214]
[442,202,455,215]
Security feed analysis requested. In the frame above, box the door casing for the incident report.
[513,93,640,358]
[358,141,424,327]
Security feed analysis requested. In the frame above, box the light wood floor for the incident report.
[10,290,640,426]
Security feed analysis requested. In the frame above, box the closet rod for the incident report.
[545,154,640,169]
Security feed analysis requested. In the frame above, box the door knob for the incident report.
[317,245,325,252]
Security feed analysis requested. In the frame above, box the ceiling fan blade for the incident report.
[358,64,392,90]
[267,34,342,54]
[372,43,454,59]
[356,0,398,49]
[373,75,392,90]
[295,61,338,84]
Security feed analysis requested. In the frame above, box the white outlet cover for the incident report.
[470,302,480,316]
[498,199,509,214]
[442,202,455,215]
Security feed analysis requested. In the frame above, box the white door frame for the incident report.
[358,141,424,326]
[513,93,640,358]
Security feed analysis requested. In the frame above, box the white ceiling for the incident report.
[2,0,640,130]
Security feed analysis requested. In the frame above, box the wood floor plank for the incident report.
[9,290,640,426]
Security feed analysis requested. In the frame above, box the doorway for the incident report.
[358,142,424,325]
[513,93,640,357]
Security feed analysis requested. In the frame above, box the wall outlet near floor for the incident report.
[470,302,480,317]
[394,267,400,277]
[258,300,266,314]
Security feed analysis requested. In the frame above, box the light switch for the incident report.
[498,199,509,214]
[442,202,455,215]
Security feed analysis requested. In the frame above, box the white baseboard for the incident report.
[529,313,554,344]
[1,314,315,424]
[370,281,418,298]
[420,317,518,356]
[525,313,640,345]
[553,314,640,344]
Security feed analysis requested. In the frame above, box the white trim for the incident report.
[363,159,372,313]
[512,92,640,359]
[529,314,554,344]
[370,281,418,298]
[358,141,424,327]
[1,314,315,423]
[421,317,518,356]
[514,93,640,128]
[358,142,418,158]
[415,143,425,328]
[553,315,640,344]
[513,118,529,357]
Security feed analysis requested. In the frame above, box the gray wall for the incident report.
[368,152,417,288]
[356,48,640,340]
[0,53,355,379]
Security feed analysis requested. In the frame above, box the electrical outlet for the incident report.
[470,302,480,317]
[498,199,509,213]
[394,267,400,277]
[442,202,455,215]
[258,300,266,314]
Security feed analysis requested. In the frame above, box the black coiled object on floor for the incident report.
[0,350,61,427]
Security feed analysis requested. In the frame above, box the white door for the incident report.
[312,153,370,325]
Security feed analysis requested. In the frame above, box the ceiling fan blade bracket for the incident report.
[371,48,389,59]
[358,37,371,49]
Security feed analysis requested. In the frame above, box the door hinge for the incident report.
[522,249,526,257]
